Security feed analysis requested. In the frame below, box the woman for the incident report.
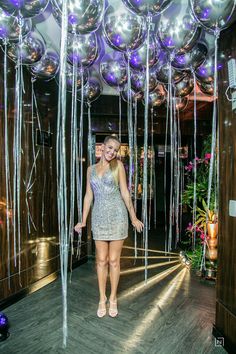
[74,135,143,318]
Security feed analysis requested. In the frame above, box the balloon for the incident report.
[67,33,98,68]
[103,5,146,52]
[172,42,208,71]
[29,49,59,81]
[0,0,49,19]
[0,8,32,42]
[124,34,160,71]
[122,0,173,17]
[195,56,214,84]
[59,63,88,92]
[144,84,166,107]
[156,63,185,84]
[51,0,105,34]
[7,31,45,65]
[121,88,144,102]
[174,96,189,111]
[190,0,236,32]
[131,69,158,93]
[157,0,201,53]
[174,74,194,97]
[100,53,127,88]
[197,80,214,96]
[78,77,102,103]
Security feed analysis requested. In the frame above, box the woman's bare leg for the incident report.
[108,239,124,301]
[95,240,109,304]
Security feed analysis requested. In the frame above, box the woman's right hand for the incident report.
[74,222,86,234]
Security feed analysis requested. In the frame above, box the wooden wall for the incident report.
[0,54,88,308]
[214,22,236,352]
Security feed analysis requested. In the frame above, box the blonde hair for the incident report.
[104,134,120,185]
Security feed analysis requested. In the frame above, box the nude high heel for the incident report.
[97,297,107,318]
[109,299,118,318]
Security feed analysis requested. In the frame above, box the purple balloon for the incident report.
[124,34,160,71]
[175,74,194,97]
[122,0,173,17]
[144,83,166,107]
[197,80,214,96]
[0,8,32,42]
[172,42,208,71]
[121,87,144,102]
[156,63,185,84]
[0,0,49,18]
[30,49,59,81]
[131,69,158,93]
[100,53,127,88]
[103,5,146,52]
[78,77,102,103]
[67,32,99,68]
[195,56,214,84]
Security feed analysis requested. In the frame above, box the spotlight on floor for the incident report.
[179,251,191,268]
[0,312,10,342]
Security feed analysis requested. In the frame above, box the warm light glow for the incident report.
[123,245,178,256]
[122,268,188,351]
[120,260,180,275]
[119,263,182,300]
[121,255,179,260]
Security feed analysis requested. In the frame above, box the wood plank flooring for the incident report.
[0,231,226,354]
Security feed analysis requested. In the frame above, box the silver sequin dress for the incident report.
[90,164,128,241]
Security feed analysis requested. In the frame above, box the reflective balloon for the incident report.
[29,49,59,80]
[100,53,127,88]
[190,0,236,32]
[145,84,166,107]
[7,31,45,65]
[103,5,146,52]
[174,96,189,111]
[125,34,160,71]
[131,69,158,93]
[78,77,102,102]
[51,0,105,34]
[197,80,214,96]
[122,0,173,17]
[121,88,144,102]
[0,8,32,42]
[195,56,215,84]
[175,74,194,97]
[156,63,185,84]
[0,0,49,18]
[157,0,201,53]
[67,32,98,68]
[62,63,88,92]
[172,42,208,71]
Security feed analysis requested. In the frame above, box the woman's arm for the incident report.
[118,160,143,232]
[74,166,93,233]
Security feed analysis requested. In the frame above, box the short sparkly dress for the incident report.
[90,164,128,241]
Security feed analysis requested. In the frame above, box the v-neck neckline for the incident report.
[95,164,110,179]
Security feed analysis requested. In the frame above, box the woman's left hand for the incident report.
[132,218,144,233]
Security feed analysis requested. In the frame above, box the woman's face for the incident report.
[102,139,120,162]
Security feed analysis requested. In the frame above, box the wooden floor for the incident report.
[1,230,226,354]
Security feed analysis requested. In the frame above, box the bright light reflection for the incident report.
[120,255,179,260]
[119,263,182,300]
[122,268,188,351]
[123,245,178,256]
[120,260,179,275]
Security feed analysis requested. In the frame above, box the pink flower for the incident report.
[205,153,211,160]
[200,232,205,240]
[186,223,193,231]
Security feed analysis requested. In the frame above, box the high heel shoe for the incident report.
[109,299,118,318]
[97,297,107,318]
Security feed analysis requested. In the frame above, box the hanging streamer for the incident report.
[119,92,122,143]
[126,54,134,191]
[56,0,69,347]
[133,97,138,259]
[164,75,170,254]
[148,107,154,229]
[142,16,151,281]
[192,70,197,250]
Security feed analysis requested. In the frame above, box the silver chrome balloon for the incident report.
[174,96,189,111]
[7,31,45,65]
[156,63,185,84]
[51,0,105,34]
[78,77,102,103]
[122,0,173,17]
[0,0,49,19]
[67,32,98,68]
[121,87,144,102]
[195,56,215,84]
[144,83,166,107]
[157,0,201,53]
[124,34,160,71]
[100,54,127,88]
[172,42,208,71]
[29,49,60,80]
[175,74,194,97]
[197,80,214,96]
[0,8,32,42]
[190,0,236,32]
[103,5,146,52]
[131,69,158,93]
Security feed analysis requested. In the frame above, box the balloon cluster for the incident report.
[0,0,235,105]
